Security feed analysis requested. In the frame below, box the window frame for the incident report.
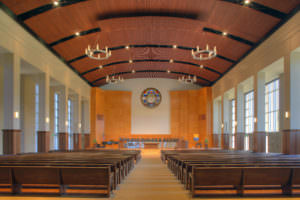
[265,78,280,133]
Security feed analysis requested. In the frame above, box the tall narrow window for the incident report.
[68,99,73,150]
[54,93,59,150]
[265,79,280,153]
[265,79,279,132]
[35,84,39,152]
[244,90,254,151]
[230,99,236,149]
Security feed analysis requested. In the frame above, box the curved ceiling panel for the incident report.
[0,0,299,86]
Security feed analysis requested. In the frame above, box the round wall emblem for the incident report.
[141,88,161,108]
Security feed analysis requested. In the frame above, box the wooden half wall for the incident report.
[170,87,213,148]
[90,87,213,148]
[90,87,132,146]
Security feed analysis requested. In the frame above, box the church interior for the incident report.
[0,0,300,199]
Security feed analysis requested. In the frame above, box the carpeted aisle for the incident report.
[112,149,189,200]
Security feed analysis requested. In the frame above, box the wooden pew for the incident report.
[0,150,140,197]
[191,167,293,197]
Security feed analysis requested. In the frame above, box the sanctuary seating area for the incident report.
[162,149,300,197]
[0,149,141,197]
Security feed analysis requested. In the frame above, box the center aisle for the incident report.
[112,149,190,200]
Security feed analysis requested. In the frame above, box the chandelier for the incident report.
[106,75,124,84]
[85,44,111,60]
[192,44,217,61]
[178,75,197,84]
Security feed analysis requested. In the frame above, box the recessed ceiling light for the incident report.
[172,45,177,49]
[53,1,59,6]
[75,32,80,36]
[99,65,103,69]
[129,60,133,63]
[244,0,251,5]
[125,45,130,50]
[169,59,174,63]
[222,32,228,36]
[132,69,135,73]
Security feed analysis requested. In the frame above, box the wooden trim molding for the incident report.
[253,131,266,153]
[282,129,300,155]
[235,133,245,151]
[58,132,69,151]
[73,133,82,150]
[84,134,90,149]
[37,131,50,153]
[2,129,21,155]
[222,133,231,150]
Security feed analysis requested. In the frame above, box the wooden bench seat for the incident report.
[162,149,300,197]
[0,150,140,197]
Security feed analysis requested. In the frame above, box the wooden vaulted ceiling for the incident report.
[0,0,299,86]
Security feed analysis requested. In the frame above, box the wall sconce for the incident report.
[78,123,82,129]
[254,117,257,123]
[65,121,69,126]
[285,111,289,119]
[14,111,19,119]
[45,117,50,123]
[234,121,237,127]
[221,123,224,129]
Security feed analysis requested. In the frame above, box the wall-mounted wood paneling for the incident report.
[170,87,213,147]
[90,87,105,145]
[91,87,212,147]
[104,90,131,141]
[90,87,131,146]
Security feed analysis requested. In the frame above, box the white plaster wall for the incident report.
[101,78,200,134]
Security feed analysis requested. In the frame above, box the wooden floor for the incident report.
[1,149,300,200]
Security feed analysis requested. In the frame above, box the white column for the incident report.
[21,75,36,153]
[56,85,69,150]
[82,99,90,149]
[36,73,51,152]
[0,53,21,154]
[82,99,90,134]
[49,86,55,149]
[253,72,266,152]
[223,94,230,134]
[73,94,81,134]
[281,55,291,130]
[281,52,300,154]
[0,59,3,154]
[279,73,286,131]
[37,73,50,132]
[290,52,300,130]
[254,71,265,132]
[58,86,68,133]
[1,53,21,130]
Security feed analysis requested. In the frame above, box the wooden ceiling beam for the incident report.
[79,59,223,77]
[90,70,211,86]
[221,0,287,19]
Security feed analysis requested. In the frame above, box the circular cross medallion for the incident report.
[141,88,161,108]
